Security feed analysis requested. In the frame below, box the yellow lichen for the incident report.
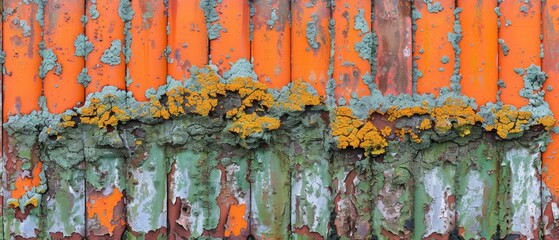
[59,112,76,128]
[385,105,429,122]
[419,118,432,130]
[331,107,388,156]
[484,105,531,138]
[80,95,130,128]
[228,113,281,139]
[538,115,556,130]
[275,79,322,111]
[431,98,484,133]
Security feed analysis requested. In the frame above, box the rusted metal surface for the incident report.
[455,138,499,239]
[373,0,413,95]
[251,139,291,239]
[331,149,373,239]
[1,1,558,239]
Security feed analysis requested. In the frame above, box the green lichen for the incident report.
[520,4,529,13]
[498,39,509,56]
[74,34,94,60]
[327,18,336,108]
[39,47,58,79]
[163,46,172,63]
[201,0,221,40]
[354,9,369,34]
[89,0,100,19]
[266,8,279,29]
[306,14,320,49]
[494,7,502,17]
[119,0,134,64]
[424,0,444,13]
[35,0,45,27]
[15,19,32,37]
[80,15,88,26]
[519,65,553,122]
[100,40,122,66]
[249,0,255,41]
[78,68,91,87]
[412,5,422,93]
[354,33,378,70]
[222,58,257,81]
[448,8,463,92]
[441,56,450,64]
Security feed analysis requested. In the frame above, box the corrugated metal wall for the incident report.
[1,0,559,239]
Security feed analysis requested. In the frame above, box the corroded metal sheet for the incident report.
[414,142,456,239]
[499,142,542,239]
[455,138,499,239]
[251,139,291,239]
[372,141,415,239]
[331,149,373,239]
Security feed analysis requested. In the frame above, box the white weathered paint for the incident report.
[225,163,246,204]
[376,170,405,222]
[456,171,484,238]
[506,147,541,239]
[424,167,455,237]
[291,161,331,235]
[47,178,85,236]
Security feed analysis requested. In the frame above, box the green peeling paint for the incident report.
[413,142,456,238]
[251,136,291,239]
[455,140,499,239]
[372,141,416,238]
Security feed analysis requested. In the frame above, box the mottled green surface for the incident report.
[372,141,416,239]
[455,139,499,239]
[251,134,291,239]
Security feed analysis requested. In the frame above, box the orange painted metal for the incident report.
[542,0,559,238]
[498,0,541,107]
[3,2,44,237]
[84,1,127,238]
[3,0,42,120]
[459,0,498,106]
[210,0,250,75]
[374,0,413,95]
[43,0,85,114]
[85,0,126,95]
[168,0,208,81]
[128,0,168,102]
[413,0,455,96]
[291,0,331,97]
[0,5,3,230]
[332,0,371,102]
[252,0,291,89]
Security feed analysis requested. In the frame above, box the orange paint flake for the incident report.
[224,203,248,237]
[11,162,43,200]
[87,188,124,236]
